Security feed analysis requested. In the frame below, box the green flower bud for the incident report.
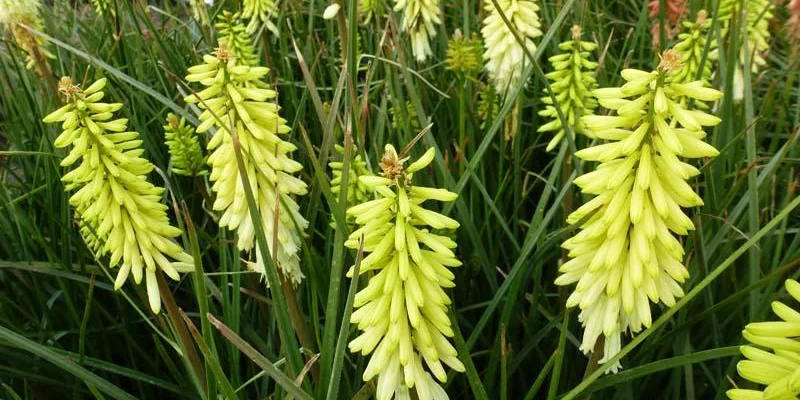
[215,11,259,67]
[538,25,599,151]
[184,45,308,286]
[445,30,484,78]
[391,100,421,133]
[558,51,722,372]
[43,77,194,314]
[669,10,717,87]
[90,0,115,16]
[330,144,374,228]
[346,145,465,399]
[359,0,386,24]
[242,0,279,36]
[163,113,206,177]
[481,0,542,94]
[393,0,442,61]
[727,279,800,400]
[477,84,500,130]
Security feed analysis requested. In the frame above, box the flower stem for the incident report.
[156,271,207,394]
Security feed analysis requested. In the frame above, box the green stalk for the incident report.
[181,203,218,396]
[156,272,208,398]
[740,2,761,321]
[523,351,557,400]
[324,236,364,400]
[547,309,570,400]
[229,132,306,383]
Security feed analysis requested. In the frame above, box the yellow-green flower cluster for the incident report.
[163,113,206,177]
[669,10,716,86]
[445,30,483,78]
[185,45,308,285]
[43,77,194,314]
[538,25,598,152]
[242,0,279,36]
[391,100,421,133]
[346,145,465,399]
[478,84,500,130]
[719,0,773,100]
[728,279,800,400]
[330,144,373,227]
[481,0,542,94]
[556,51,722,371]
[215,11,259,66]
[90,0,114,16]
[0,0,53,70]
[393,0,442,62]
[360,0,386,24]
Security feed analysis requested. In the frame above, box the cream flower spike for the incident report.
[538,25,598,151]
[43,77,195,314]
[728,279,800,400]
[718,0,774,101]
[393,0,442,61]
[345,145,465,399]
[556,51,723,372]
[481,0,542,94]
[242,0,279,36]
[184,45,308,285]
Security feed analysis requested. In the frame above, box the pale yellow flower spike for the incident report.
[557,50,723,372]
[394,0,442,61]
[346,145,465,400]
[184,45,308,286]
[481,0,542,94]
[43,77,195,314]
[728,279,800,400]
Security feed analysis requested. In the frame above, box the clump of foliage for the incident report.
[1,1,799,400]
